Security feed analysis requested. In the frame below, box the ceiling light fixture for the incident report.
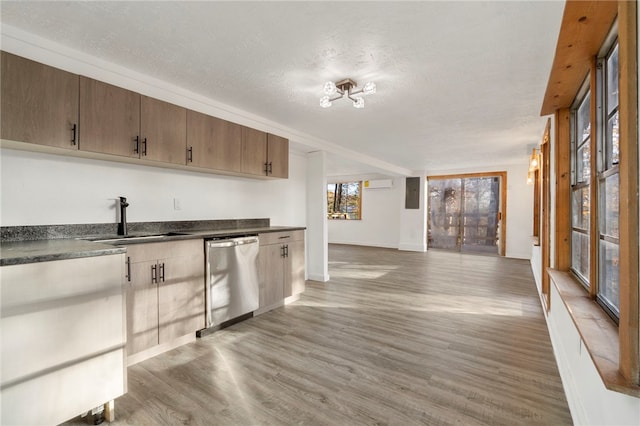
[320,78,376,109]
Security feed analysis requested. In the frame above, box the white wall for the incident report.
[544,283,640,425]
[306,151,329,282]
[328,176,403,249]
[426,163,534,259]
[399,173,428,252]
[0,148,307,227]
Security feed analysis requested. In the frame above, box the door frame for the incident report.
[427,171,507,256]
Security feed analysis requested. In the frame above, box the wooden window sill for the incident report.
[547,269,640,398]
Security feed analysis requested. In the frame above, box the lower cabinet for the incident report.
[258,230,305,311]
[0,254,126,425]
[125,239,205,358]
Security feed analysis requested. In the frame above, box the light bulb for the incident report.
[353,97,364,109]
[363,81,376,95]
[320,96,332,108]
[530,157,538,168]
[323,81,337,96]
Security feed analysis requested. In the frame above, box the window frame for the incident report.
[596,36,621,322]
[327,181,363,220]
[570,81,593,288]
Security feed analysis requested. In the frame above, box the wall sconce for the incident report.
[527,147,539,185]
[529,148,539,171]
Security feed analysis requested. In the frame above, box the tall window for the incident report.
[571,87,591,287]
[597,41,620,319]
[327,181,362,220]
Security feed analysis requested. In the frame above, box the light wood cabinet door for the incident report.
[259,244,285,308]
[284,240,305,298]
[1,51,79,150]
[158,249,205,343]
[267,134,289,178]
[141,96,187,165]
[126,239,204,356]
[186,110,242,172]
[79,77,140,157]
[126,259,159,355]
[241,126,268,176]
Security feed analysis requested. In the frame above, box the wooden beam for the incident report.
[541,118,552,310]
[555,109,572,271]
[617,0,639,386]
[541,0,618,115]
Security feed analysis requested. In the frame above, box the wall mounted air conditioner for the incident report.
[364,179,393,189]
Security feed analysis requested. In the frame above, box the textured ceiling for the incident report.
[0,1,564,176]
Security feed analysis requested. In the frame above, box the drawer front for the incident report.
[259,230,304,246]
[126,238,204,262]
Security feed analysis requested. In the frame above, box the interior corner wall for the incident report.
[327,176,403,249]
[0,148,307,228]
[398,174,427,252]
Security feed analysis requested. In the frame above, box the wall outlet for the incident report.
[173,198,182,210]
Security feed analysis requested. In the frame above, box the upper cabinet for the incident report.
[1,51,79,150]
[267,134,289,179]
[1,51,288,179]
[140,96,187,165]
[240,129,290,178]
[186,110,242,172]
[79,77,140,158]
[241,126,268,176]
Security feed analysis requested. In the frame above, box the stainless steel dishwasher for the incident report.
[205,236,260,328]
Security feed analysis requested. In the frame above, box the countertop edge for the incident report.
[0,246,126,267]
[1,226,305,266]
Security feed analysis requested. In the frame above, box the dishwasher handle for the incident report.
[234,236,259,246]
[206,236,259,248]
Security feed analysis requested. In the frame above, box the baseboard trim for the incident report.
[398,243,426,252]
[126,332,195,366]
[307,272,330,282]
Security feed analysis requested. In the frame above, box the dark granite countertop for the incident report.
[0,223,305,266]
[0,239,126,266]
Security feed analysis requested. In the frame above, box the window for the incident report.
[596,41,620,319]
[569,38,622,321]
[547,1,638,392]
[327,181,362,220]
[570,87,591,287]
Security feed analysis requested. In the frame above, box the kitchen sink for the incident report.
[86,232,190,243]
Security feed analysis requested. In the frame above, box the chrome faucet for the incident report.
[117,196,129,236]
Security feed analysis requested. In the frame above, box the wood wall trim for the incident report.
[617,0,639,385]
[541,0,619,115]
[555,109,572,271]
[588,61,598,297]
[427,171,507,257]
[541,118,551,311]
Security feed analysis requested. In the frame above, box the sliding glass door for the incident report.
[428,174,504,255]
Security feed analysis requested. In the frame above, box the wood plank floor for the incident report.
[66,245,572,425]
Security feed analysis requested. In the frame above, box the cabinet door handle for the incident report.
[126,256,131,282]
[159,263,165,282]
[71,123,77,146]
[268,162,273,175]
[142,137,147,156]
[264,162,269,174]
[151,264,157,283]
[134,136,140,154]
[281,245,286,258]
[187,147,193,163]
[285,244,289,258]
